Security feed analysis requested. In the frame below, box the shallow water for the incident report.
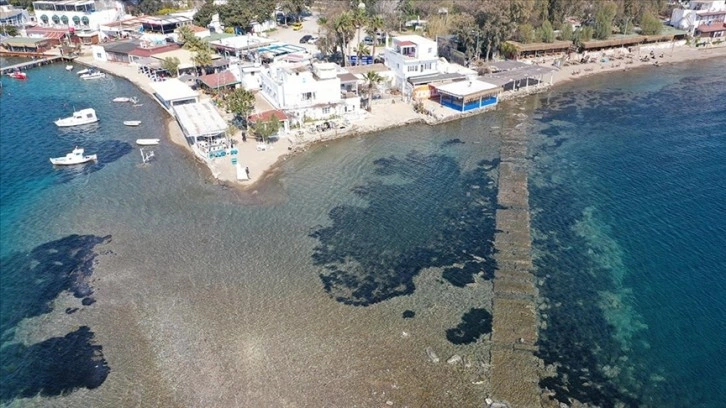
[1,65,505,406]
[1,57,724,407]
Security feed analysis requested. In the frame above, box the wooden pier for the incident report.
[0,55,70,75]
[489,114,545,407]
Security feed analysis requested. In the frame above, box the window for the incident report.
[302,92,313,101]
[72,16,80,26]
[424,62,432,70]
[322,106,331,114]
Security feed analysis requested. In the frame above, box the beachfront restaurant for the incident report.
[150,78,199,111]
[435,80,501,112]
[172,101,232,160]
[0,37,51,53]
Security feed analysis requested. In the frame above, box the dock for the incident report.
[489,114,544,407]
[0,55,70,75]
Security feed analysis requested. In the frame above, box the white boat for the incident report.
[124,120,141,126]
[136,138,160,146]
[80,72,106,80]
[54,108,99,127]
[50,147,97,166]
[76,68,90,75]
[114,96,139,103]
[65,65,74,71]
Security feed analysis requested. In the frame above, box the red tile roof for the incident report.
[398,40,415,46]
[248,109,288,122]
[198,71,239,88]
[697,23,726,33]
[129,43,180,57]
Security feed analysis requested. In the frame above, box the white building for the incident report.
[671,0,726,33]
[32,0,124,31]
[383,34,440,93]
[0,4,31,26]
[260,62,358,124]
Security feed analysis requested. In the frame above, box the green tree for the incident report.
[161,57,180,77]
[280,0,311,23]
[593,1,617,40]
[193,0,217,27]
[224,88,256,124]
[559,22,574,41]
[540,20,555,43]
[366,14,385,58]
[361,70,383,110]
[518,23,536,43]
[192,46,213,75]
[1,24,19,36]
[255,116,281,143]
[639,12,662,35]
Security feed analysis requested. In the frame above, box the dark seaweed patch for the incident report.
[402,310,416,319]
[0,234,111,341]
[310,151,498,306]
[0,326,110,401]
[445,308,492,345]
[442,261,483,287]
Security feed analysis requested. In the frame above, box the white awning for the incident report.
[173,101,227,138]
[150,78,198,102]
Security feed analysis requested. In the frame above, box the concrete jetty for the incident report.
[489,118,543,407]
[0,55,68,75]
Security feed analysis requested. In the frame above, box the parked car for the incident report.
[292,22,303,31]
[362,36,375,46]
[300,34,313,44]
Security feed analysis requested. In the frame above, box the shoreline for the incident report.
[72,43,725,192]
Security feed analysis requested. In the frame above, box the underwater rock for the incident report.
[425,347,439,363]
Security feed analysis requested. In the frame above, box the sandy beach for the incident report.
[75,42,725,191]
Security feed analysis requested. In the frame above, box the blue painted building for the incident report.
[435,80,501,112]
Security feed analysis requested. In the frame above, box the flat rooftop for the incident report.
[173,101,228,138]
[436,80,499,97]
[150,78,198,102]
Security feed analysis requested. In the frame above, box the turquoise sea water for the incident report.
[0,56,724,406]
[529,57,726,407]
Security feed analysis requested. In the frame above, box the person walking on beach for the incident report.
[245,167,250,179]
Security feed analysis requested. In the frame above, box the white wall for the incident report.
[261,65,341,110]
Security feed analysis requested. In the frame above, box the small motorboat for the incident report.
[136,138,160,146]
[55,108,99,127]
[80,71,106,80]
[76,68,90,75]
[8,71,27,80]
[65,65,74,71]
[50,147,97,166]
[124,120,142,126]
[114,97,131,102]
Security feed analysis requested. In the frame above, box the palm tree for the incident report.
[366,14,384,59]
[354,43,370,66]
[361,70,383,110]
[332,12,354,67]
[192,46,213,75]
[351,8,368,65]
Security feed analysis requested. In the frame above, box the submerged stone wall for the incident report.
[489,122,543,407]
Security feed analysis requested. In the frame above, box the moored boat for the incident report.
[65,65,74,71]
[54,108,99,127]
[113,97,131,102]
[124,120,142,126]
[50,147,97,165]
[8,71,27,80]
[136,138,160,146]
[76,68,90,75]
[80,71,106,80]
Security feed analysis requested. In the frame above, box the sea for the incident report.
[0,56,723,407]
